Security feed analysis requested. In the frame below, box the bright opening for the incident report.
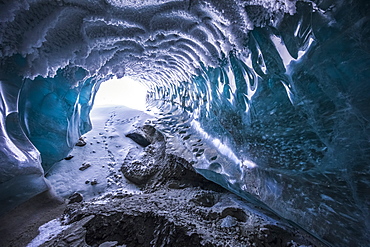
[94,77,147,111]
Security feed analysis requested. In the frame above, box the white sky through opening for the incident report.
[94,77,147,110]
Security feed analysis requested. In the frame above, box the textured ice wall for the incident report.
[0,0,369,246]
[19,67,101,170]
[0,55,48,215]
[147,2,370,246]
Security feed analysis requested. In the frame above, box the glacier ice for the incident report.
[0,0,369,246]
[19,66,101,170]
[0,55,49,215]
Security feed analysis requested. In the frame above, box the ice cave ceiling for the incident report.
[0,0,369,246]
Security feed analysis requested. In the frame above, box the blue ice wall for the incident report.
[0,57,101,214]
[0,55,48,215]
[149,2,370,246]
[19,67,100,170]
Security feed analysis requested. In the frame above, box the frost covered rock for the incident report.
[125,132,151,147]
[68,193,83,204]
[125,124,165,147]
[121,125,166,185]
[75,137,87,147]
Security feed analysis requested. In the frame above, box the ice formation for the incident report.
[0,0,369,246]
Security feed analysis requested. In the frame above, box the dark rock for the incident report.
[221,207,248,222]
[125,133,151,147]
[167,181,185,189]
[121,159,159,185]
[121,126,167,185]
[85,212,204,247]
[76,137,86,147]
[64,155,74,160]
[190,192,217,207]
[79,162,91,171]
[91,179,98,185]
[125,125,165,148]
[121,146,162,185]
[122,126,220,191]
[147,153,223,192]
[68,193,83,204]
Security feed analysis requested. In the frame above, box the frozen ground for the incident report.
[1,105,324,247]
[46,105,154,200]
[30,108,323,246]
[0,105,154,247]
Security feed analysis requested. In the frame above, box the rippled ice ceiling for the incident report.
[1,0,369,246]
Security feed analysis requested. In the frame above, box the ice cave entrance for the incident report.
[94,77,147,111]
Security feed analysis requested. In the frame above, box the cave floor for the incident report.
[1,106,324,247]
[45,105,155,200]
[0,190,66,246]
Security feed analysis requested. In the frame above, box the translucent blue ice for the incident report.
[0,0,369,246]
[19,67,101,170]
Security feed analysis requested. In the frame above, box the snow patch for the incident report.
[26,219,68,247]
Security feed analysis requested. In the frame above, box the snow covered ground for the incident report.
[46,105,154,200]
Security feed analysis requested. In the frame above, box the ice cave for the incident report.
[0,0,369,246]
